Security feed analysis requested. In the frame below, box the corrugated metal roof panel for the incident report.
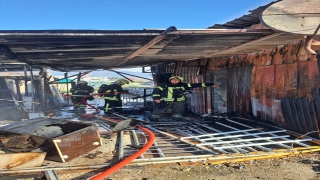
[208,1,279,29]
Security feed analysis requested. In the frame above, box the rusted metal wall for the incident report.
[175,61,205,114]
[207,40,320,137]
[228,66,252,115]
[152,40,320,137]
[207,69,228,114]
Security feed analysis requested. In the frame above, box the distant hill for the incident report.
[49,69,153,79]
[90,70,152,79]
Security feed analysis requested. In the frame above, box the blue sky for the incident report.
[0,0,272,77]
[0,0,272,30]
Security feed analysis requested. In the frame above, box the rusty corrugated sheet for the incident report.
[189,75,205,114]
[207,39,320,137]
[153,39,320,138]
[312,88,320,136]
[175,61,205,114]
[281,96,320,138]
[205,73,213,114]
[210,70,228,114]
[297,61,320,97]
[251,62,300,126]
[228,66,252,115]
[154,62,207,114]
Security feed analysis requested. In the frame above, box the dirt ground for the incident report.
[57,153,320,180]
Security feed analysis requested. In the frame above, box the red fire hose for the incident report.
[90,125,155,180]
[76,93,155,179]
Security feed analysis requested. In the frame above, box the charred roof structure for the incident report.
[0,2,295,72]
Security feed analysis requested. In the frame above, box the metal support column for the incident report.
[29,66,35,111]
[14,79,23,101]
[40,67,47,109]
[24,65,28,96]
[118,131,124,160]
[77,72,81,82]
[65,72,69,107]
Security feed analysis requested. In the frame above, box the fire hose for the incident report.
[74,92,155,179]
[90,125,154,180]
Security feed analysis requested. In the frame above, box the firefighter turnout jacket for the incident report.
[70,84,94,97]
[152,82,215,102]
[98,84,129,101]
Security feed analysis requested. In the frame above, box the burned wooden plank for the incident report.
[227,66,252,115]
[0,119,102,162]
[0,152,46,169]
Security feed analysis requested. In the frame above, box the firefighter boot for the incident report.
[172,114,184,121]
[149,115,161,122]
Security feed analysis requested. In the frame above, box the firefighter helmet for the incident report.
[114,79,129,85]
[169,76,184,82]
[78,80,88,84]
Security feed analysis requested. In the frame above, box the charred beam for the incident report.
[201,32,283,59]
[116,26,177,66]
[0,45,18,59]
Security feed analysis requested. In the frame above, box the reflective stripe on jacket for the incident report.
[98,84,128,101]
[152,82,215,102]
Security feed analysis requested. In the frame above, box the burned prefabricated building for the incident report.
[0,1,319,135]
[0,0,320,178]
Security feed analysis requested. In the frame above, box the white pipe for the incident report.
[197,135,290,146]
[145,125,219,155]
[153,140,165,158]
[132,154,213,162]
[189,126,253,153]
[176,129,230,154]
[226,119,310,148]
[212,139,311,150]
[180,128,260,139]
[201,130,286,141]
[216,121,293,149]
[194,122,272,152]
[118,131,124,161]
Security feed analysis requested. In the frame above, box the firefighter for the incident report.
[150,76,218,121]
[70,80,94,110]
[98,78,133,113]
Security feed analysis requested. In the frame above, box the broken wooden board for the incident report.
[0,118,102,162]
[0,152,46,169]
[261,0,320,35]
